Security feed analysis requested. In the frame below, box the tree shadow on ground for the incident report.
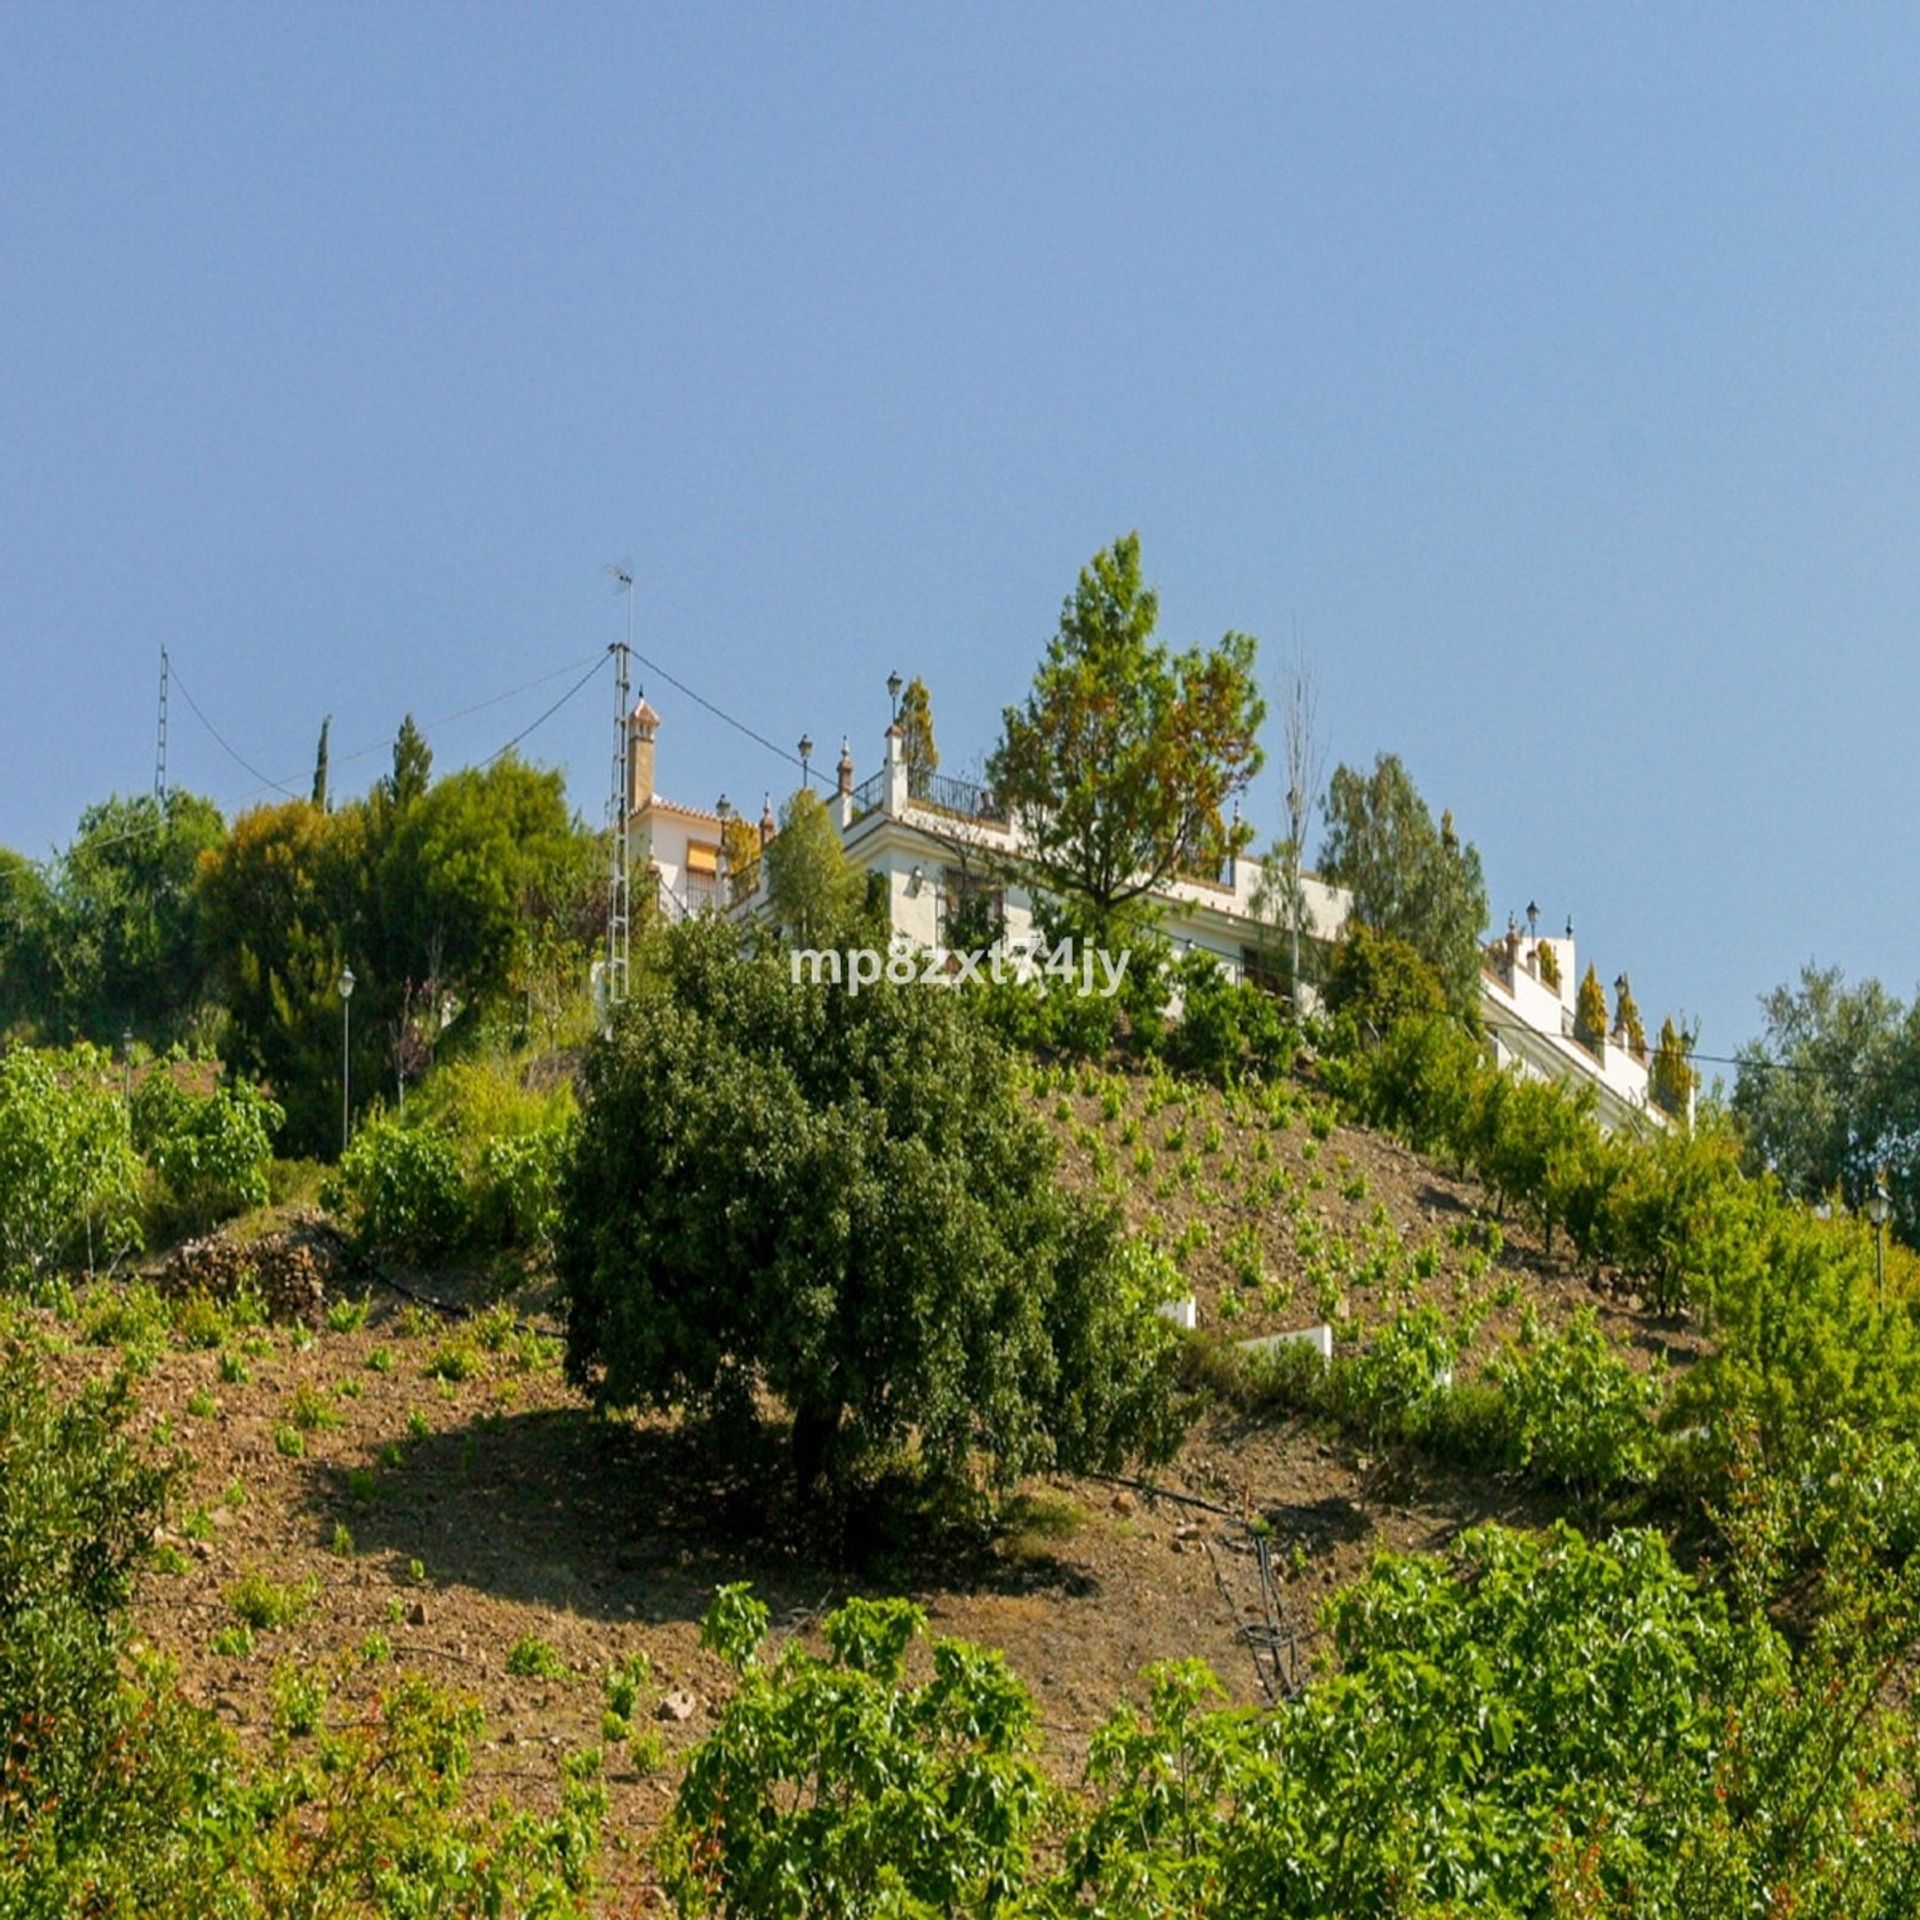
[300,1406,1102,1631]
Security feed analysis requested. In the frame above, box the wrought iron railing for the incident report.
[908,769,1009,826]
[848,770,888,822]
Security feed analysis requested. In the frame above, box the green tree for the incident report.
[897,675,939,792]
[1318,756,1486,1022]
[21,791,227,1044]
[558,918,1184,1499]
[761,787,865,948]
[196,797,366,1155]
[311,714,332,811]
[0,848,55,1037]
[0,1045,143,1288]
[1651,1015,1697,1123]
[988,533,1264,949]
[1731,964,1919,1235]
[1614,971,1647,1058]
[1575,963,1609,1057]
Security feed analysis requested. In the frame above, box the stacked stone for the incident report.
[157,1219,340,1327]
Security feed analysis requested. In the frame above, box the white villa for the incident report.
[628,699,1680,1132]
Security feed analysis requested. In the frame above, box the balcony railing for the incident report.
[908,769,1009,826]
[848,770,888,822]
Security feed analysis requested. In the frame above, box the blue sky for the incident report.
[5,4,1919,1063]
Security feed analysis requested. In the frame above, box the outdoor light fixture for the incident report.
[1526,901,1539,939]
[716,794,731,825]
[1868,1176,1893,1304]
[338,965,356,1155]
[798,735,813,785]
[888,671,903,722]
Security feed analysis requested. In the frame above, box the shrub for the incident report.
[507,1633,567,1680]
[326,1114,469,1258]
[0,1044,142,1289]
[561,918,1185,1498]
[1162,951,1295,1085]
[471,1124,570,1251]
[661,1588,1049,1917]
[1322,923,1447,1036]
[1489,1308,1665,1492]
[133,1072,282,1232]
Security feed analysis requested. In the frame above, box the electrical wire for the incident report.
[627,643,818,783]
[480,652,609,766]
[169,660,301,799]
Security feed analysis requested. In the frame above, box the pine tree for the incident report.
[1651,1017,1697,1121]
[898,677,939,794]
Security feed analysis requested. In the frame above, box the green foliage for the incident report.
[506,1633,568,1680]
[1574,962,1609,1056]
[670,1524,1920,1918]
[0,789,226,1046]
[897,675,939,790]
[560,917,1185,1497]
[1614,970,1646,1057]
[663,1589,1049,1917]
[225,1570,319,1632]
[987,532,1264,948]
[1650,1013,1697,1119]
[1729,961,1919,1224]
[762,786,867,948]
[1163,951,1295,1085]
[0,1044,142,1289]
[326,1113,469,1257]
[1328,1306,1459,1444]
[133,1071,282,1232]
[1318,756,1487,1021]
[1489,1307,1663,1491]
[1321,921,1447,1034]
[1533,937,1561,991]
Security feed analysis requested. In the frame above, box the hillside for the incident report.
[7,1058,1712,1912]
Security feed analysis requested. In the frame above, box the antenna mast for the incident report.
[153,647,170,803]
[606,568,634,1011]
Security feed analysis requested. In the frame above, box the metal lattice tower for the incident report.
[153,648,170,803]
[606,570,634,1010]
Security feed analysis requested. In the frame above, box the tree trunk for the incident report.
[790,1400,842,1501]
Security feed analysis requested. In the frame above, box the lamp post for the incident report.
[338,965,355,1155]
[798,735,813,788]
[887,671,903,725]
[715,795,732,906]
[1867,1176,1892,1305]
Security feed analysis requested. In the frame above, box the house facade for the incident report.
[627,700,1677,1130]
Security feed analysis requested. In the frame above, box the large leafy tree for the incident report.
[1318,754,1487,1022]
[558,917,1183,1500]
[988,534,1264,948]
[1,792,226,1044]
[195,797,367,1153]
[1732,964,1920,1237]
[762,787,866,947]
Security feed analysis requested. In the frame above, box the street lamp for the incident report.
[338,965,355,1155]
[715,795,732,905]
[887,671,903,724]
[1867,1176,1892,1305]
[798,735,813,786]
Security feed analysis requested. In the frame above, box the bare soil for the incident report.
[51,1069,1702,1913]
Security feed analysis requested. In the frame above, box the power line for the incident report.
[481,653,609,766]
[627,642,817,784]
[169,660,301,799]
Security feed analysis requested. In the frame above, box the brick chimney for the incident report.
[759,793,776,847]
[837,737,854,798]
[627,699,661,814]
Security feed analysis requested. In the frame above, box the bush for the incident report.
[325,1114,469,1258]
[1489,1307,1665,1492]
[134,1072,282,1232]
[472,1124,570,1251]
[0,1044,142,1288]
[662,1588,1049,1917]
[1162,951,1296,1085]
[561,918,1185,1498]
[1322,923,1448,1036]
